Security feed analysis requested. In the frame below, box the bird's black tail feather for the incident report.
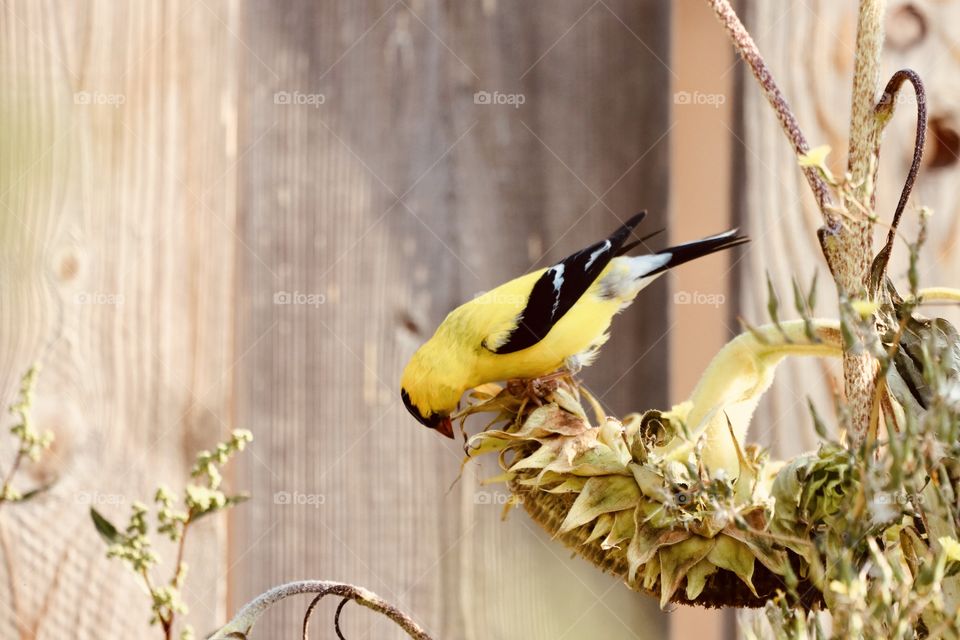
[646,229,749,276]
[617,227,666,256]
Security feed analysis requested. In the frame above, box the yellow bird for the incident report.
[400,212,748,438]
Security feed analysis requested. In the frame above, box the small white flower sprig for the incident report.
[0,365,54,506]
[91,429,253,640]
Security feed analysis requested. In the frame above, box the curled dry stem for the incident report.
[870,69,927,292]
[210,580,433,640]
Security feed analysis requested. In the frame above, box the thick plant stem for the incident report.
[847,0,887,210]
[656,319,841,475]
[839,0,887,445]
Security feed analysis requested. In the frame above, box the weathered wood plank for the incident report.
[0,1,239,637]
[671,2,739,638]
[231,1,671,637]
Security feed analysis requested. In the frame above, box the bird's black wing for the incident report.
[486,212,646,355]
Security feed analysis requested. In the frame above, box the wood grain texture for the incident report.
[0,1,239,637]
[670,3,739,639]
[231,1,671,637]
[737,1,960,462]
[0,1,676,638]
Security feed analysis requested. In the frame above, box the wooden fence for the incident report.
[0,2,675,637]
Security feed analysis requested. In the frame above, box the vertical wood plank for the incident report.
[0,1,239,637]
[671,2,738,638]
[231,1,671,637]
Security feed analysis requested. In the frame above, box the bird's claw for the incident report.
[506,369,573,405]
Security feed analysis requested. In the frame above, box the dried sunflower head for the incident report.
[462,379,810,608]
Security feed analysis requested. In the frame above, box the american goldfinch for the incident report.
[401,212,748,438]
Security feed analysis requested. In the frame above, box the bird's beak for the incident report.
[436,416,454,439]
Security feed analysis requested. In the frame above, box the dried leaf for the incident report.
[482,471,515,486]
[585,514,614,544]
[509,443,561,473]
[629,463,669,501]
[628,516,690,582]
[549,387,589,422]
[642,553,661,592]
[543,476,588,494]
[707,535,757,597]
[465,432,517,458]
[722,525,789,576]
[559,475,641,534]
[544,435,630,477]
[516,404,588,438]
[658,536,716,608]
[685,558,719,601]
[601,508,637,550]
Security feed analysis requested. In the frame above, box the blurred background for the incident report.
[1,1,958,638]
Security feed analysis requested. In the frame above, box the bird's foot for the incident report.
[506,369,571,405]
